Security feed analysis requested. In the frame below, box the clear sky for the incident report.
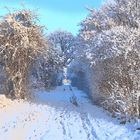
[0,0,103,35]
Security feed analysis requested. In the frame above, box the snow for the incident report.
[0,86,139,140]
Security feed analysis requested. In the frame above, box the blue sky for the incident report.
[0,0,103,35]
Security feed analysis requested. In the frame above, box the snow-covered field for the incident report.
[0,86,139,140]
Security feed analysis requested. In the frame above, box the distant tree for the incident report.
[48,30,76,66]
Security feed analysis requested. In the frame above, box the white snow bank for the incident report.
[0,86,139,140]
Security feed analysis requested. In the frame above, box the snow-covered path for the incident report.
[0,86,139,140]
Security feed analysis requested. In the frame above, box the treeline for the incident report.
[74,0,140,120]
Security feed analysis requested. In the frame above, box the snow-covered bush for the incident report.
[77,0,140,118]
[32,45,63,90]
[0,9,47,99]
[0,64,6,94]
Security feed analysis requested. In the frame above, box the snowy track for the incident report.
[0,86,139,140]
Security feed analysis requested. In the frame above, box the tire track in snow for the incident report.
[80,112,99,140]
[58,108,73,140]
